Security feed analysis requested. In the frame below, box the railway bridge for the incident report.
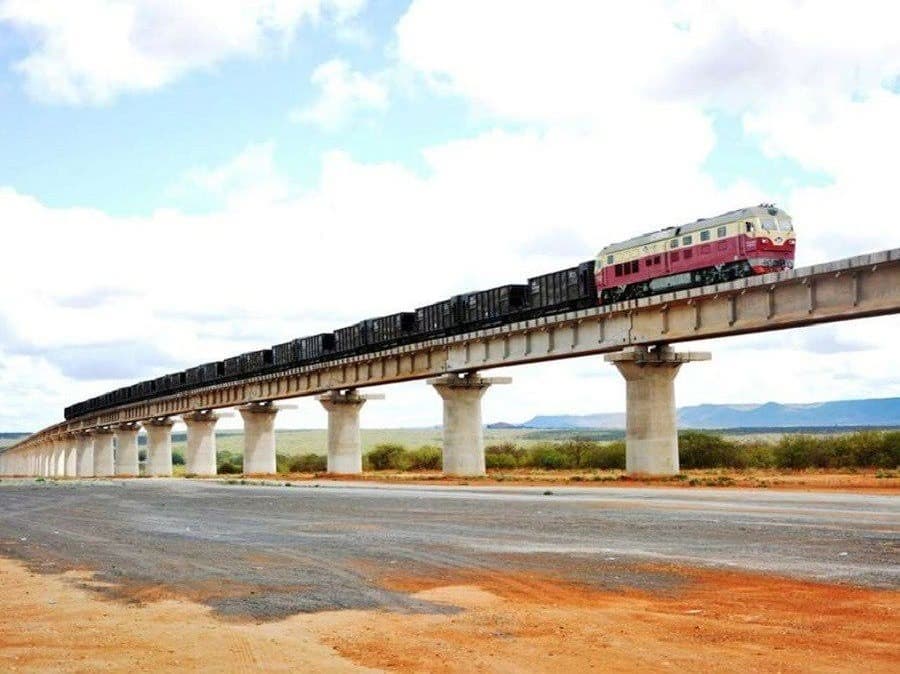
[1,248,898,478]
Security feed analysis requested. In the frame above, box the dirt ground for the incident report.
[1,556,897,673]
[271,468,900,494]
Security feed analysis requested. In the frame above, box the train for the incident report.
[64,204,795,420]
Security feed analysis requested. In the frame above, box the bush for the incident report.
[366,443,408,470]
[528,446,571,469]
[288,453,327,473]
[678,431,747,469]
[172,451,185,466]
[486,452,518,469]
[275,453,293,473]
[774,435,834,469]
[580,441,626,470]
[406,445,442,470]
[218,461,241,474]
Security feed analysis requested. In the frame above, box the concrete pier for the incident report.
[75,433,95,477]
[93,429,115,477]
[51,439,65,477]
[143,418,175,477]
[428,373,511,476]
[605,345,710,475]
[183,411,219,476]
[317,390,383,474]
[114,423,140,475]
[239,403,279,474]
[64,435,77,477]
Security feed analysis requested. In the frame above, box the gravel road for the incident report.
[0,479,896,619]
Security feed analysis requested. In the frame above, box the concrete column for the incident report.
[75,433,94,477]
[239,403,279,474]
[54,439,67,477]
[43,447,53,476]
[428,373,511,476]
[64,435,77,477]
[605,345,711,476]
[114,423,140,476]
[92,429,115,477]
[142,418,175,477]
[183,411,219,476]
[317,390,384,474]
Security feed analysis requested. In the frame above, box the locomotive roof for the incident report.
[599,204,787,255]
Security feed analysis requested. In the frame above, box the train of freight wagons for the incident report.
[65,204,795,420]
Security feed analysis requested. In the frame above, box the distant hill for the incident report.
[508,397,900,430]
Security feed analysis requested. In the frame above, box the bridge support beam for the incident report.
[317,390,383,474]
[183,411,219,476]
[142,418,175,477]
[428,373,511,476]
[93,429,115,477]
[75,433,95,477]
[239,403,279,474]
[605,345,710,476]
[114,423,140,475]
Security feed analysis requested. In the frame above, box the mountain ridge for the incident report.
[504,396,900,430]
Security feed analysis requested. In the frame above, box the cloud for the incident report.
[181,141,291,209]
[37,341,182,381]
[54,286,139,309]
[0,0,368,104]
[290,58,388,130]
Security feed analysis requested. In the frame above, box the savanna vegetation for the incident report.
[201,429,900,475]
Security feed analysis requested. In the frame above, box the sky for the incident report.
[0,0,898,433]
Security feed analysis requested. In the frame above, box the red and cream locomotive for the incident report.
[595,204,795,303]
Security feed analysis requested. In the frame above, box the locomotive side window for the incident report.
[606,255,614,264]
[745,221,753,233]
[615,263,623,276]
[682,235,692,246]
[671,251,680,261]
[700,230,710,241]
[654,255,661,264]
[717,226,727,237]
[630,260,639,273]
[670,239,679,249]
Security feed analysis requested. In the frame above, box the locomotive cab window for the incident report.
[745,221,753,233]
[700,230,710,241]
[717,226,727,238]
[606,255,614,264]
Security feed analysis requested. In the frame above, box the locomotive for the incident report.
[64,204,795,421]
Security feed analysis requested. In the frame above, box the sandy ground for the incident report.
[0,556,897,673]
[272,468,900,494]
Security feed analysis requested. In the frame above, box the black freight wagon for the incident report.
[526,261,596,317]
[185,361,224,386]
[415,297,463,338]
[275,333,337,365]
[223,356,243,378]
[334,323,369,356]
[240,349,274,375]
[365,312,416,348]
[458,284,529,328]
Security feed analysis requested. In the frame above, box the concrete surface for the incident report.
[0,480,896,621]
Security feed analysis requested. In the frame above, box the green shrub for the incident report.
[218,461,241,474]
[774,435,833,469]
[275,453,293,473]
[172,451,185,466]
[366,443,408,470]
[678,431,747,468]
[486,452,518,469]
[580,441,626,470]
[528,446,571,469]
[406,445,442,470]
[288,453,327,473]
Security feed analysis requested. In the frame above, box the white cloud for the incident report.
[0,0,367,104]
[290,58,388,129]
[182,141,291,210]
